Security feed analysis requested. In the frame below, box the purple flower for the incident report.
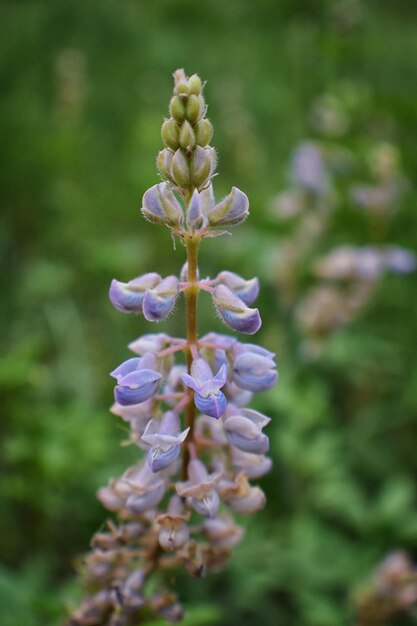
[182,358,227,418]
[97,461,166,515]
[141,182,183,226]
[128,333,171,355]
[121,463,166,514]
[232,344,277,392]
[202,515,244,549]
[207,186,249,226]
[142,276,180,322]
[231,447,273,479]
[141,411,190,472]
[109,273,161,313]
[223,406,270,454]
[383,246,416,274]
[110,354,161,406]
[176,459,222,518]
[213,284,261,335]
[156,496,190,551]
[215,271,259,306]
[218,472,266,514]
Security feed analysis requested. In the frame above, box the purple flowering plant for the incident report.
[68,70,277,625]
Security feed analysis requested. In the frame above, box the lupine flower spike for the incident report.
[68,69,277,625]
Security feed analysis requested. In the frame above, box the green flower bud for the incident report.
[169,96,186,122]
[186,95,202,124]
[179,120,196,151]
[173,68,189,97]
[156,149,174,180]
[197,95,206,116]
[195,119,213,147]
[175,82,190,97]
[187,74,202,95]
[172,149,190,188]
[161,119,180,150]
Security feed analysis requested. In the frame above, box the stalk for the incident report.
[182,235,199,479]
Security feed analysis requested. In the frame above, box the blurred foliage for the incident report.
[1,0,417,625]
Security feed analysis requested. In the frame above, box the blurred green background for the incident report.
[1,1,417,624]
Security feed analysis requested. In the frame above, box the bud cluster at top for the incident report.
[68,70,277,626]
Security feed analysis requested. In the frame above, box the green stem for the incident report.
[182,235,199,479]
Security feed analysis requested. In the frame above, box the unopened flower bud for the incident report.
[169,96,186,122]
[185,94,202,124]
[142,275,180,322]
[216,271,259,305]
[231,447,273,478]
[171,149,190,188]
[223,407,270,454]
[173,69,189,97]
[187,73,202,95]
[195,118,213,147]
[161,118,180,150]
[109,273,161,313]
[179,119,196,150]
[232,344,277,391]
[141,183,183,226]
[186,189,208,232]
[213,284,261,334]
[156,149,174,180]
[208,186,249,226]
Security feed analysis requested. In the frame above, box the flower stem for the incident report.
[182,235,199,479]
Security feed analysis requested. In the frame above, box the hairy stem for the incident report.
[182,235,199,479]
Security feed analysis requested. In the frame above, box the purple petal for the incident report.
[187,189,207,231]
[220,306,262,335]
[226,431,269,454]
[233,369,277,392]
[147,445,181,472]
[109,274,161,313]
[142,276,179,322]
[194,390,227,419]
[208,187,249,226]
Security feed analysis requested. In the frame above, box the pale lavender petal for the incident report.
[110,357,142,382]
